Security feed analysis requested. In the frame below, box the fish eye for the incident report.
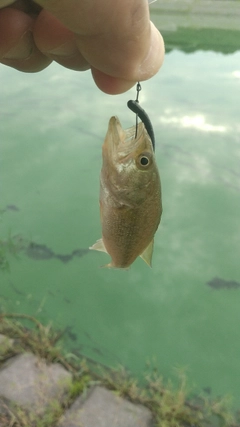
[140,156,149,166]
[136,152,152,169]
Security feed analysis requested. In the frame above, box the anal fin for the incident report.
[140,239,154,267]
[89,238,108,253]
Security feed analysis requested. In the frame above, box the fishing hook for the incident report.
[127,82,155,151]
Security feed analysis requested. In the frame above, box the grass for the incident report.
[0,313,239,427]
[162,27,240,54]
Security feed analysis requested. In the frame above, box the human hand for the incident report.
[0,0,164,94]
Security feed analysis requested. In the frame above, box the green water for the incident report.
[1,45,240,404]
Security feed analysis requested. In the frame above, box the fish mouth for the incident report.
[103,116,153,161]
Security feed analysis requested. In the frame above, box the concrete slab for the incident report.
[0,352,72,415]
[151,0,240,31]
[58,385,153,427]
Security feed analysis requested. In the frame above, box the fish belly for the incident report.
[101,201,160,268]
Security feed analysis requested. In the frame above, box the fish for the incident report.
[90,116,162,269]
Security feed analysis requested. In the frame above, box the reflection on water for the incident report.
[1,43,240,406]
[159,112,227,133]
[207,277,240,290]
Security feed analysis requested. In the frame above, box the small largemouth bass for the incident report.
[90,116,162,268]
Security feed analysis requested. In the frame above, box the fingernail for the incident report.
[3,31,34,60]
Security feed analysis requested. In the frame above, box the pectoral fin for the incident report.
[89,238,108,253]
[140,239,154,267]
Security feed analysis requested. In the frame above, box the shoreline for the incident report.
[0,314,237,427]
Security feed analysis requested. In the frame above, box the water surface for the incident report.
[1,48,240,404]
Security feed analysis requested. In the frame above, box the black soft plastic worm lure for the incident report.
[127,99,155,152]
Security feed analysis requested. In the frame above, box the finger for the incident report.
[91,69,136,95]
[77,20,164,83]
[33,9,138,93]
[33,10,90,71]
[34,0,164,82]
[0,7,51,72]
